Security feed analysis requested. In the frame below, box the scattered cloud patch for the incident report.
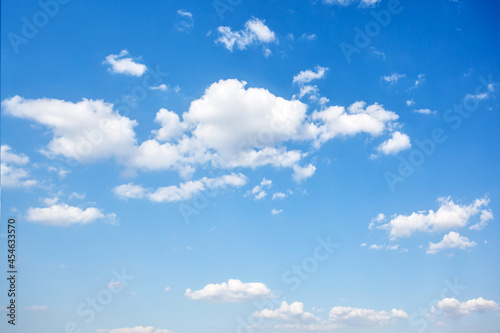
[69,192,86,200]
[104,50,147,76]
[414,108,436,115]
[271,208,283,215]
[378,196,491,239]
[465,83,495,100]
[297,85,319,99]
[176,9,194,33]
[26,201,116,227]
[369,213,386,229]
[150,84,168,92]
[408,74,426,91]
[311,101,399,148]
[329,306,407,327]
[250,178,272,200]
[1,145,38,188]
[293,66,328,84]
[252,301,406,330]
[470,209,493,230]
[216,18,276,52]
[300,33,317,41]
[114,173,247,203]
[3,80,403,184]
[368,244,401,251]
[254,301,319,323]
[433,297,498,318]
[2,96,139,163]
[382,73,406,84]
[375,131,411,156]
[426,231,476,254]
[292,164,316,183]
[272,192,286,199]
[185,279,273,302]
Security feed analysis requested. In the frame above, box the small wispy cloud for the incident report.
[176,9,194,33]
[382,73,406,84]
[271,208,283,215]
[414,108,436,115]
[104,50,147,76]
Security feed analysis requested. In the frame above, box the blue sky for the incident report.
[1,0,500,332]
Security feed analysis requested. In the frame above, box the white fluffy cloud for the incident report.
[254,301,319,323]
[434,297,498,318]
[26,202,116,227]
[185,279,273,302]
[293,66,328,84]
[2,96,138,163]
[114,173,247,203]
[3,79,403,184]
[216,18,276,52]
[379,196,491,239]
[104,50,147,76]
[152,108,183,142]
[426,231,476,254]
[329,306,408,327]
[165,79,309,172]
[1,145,37,188]
[292,164,316,183]
[252,301,407,330]
[375,131,411,155]
[311,101,399,147]
[97,327,176,333]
